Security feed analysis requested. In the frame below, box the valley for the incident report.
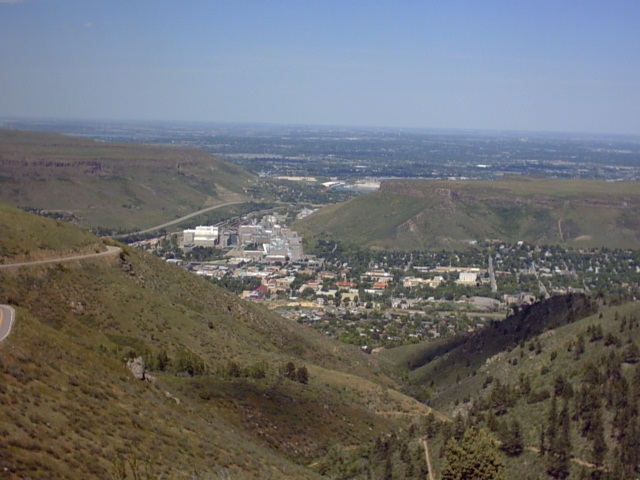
[0,126,639,479]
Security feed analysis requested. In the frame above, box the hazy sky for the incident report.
[1,1,639,134]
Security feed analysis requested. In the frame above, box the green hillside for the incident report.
[0,129,256,231]
[297,177,640,250]
[0,202,104,264]
[3,181,640,477]
[0,204,439,479]
[380,294,640,479]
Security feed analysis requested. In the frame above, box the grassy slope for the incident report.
[0,129,255,230]
[385,294,599,411]
[380,295,640,478]
[0,206,436,479]
[297,177,640,250]
[0,202,104,263]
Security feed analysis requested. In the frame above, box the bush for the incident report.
[173,348,206,376]
[296,366,309,384]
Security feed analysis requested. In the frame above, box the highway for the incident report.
[0,305,16,343]
[116,200,247,236]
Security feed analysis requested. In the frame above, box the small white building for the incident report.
[457,271,478,285]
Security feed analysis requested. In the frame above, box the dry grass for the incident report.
[0,208,429,478]
[0,128,254,230]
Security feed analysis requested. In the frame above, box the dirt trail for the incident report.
[421,437,435,480]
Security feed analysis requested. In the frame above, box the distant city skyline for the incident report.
[1,1,639,135]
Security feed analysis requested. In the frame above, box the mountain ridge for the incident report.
[0,128,255,231]
[297,177,640,250]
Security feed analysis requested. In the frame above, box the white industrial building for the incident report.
[183,226,219,247]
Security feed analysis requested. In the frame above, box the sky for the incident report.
[1,1,639,135]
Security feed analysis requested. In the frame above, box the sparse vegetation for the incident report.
[0,205,429,479]
[3,131,640,479]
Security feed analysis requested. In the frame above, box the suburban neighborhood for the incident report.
[140,211,640,351]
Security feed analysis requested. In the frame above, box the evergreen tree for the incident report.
[424,411,438,439]
[546,395,558,449]
[373,435,390,463]
[441,427,505,480]
[452,412,466,441]
[382,456,393,480]
[296,365,309,384]
[404,460,415,479]
[155,349,169,371]
[574,334,585,359]
[486,408,499,432]
[591,408,607,470]
[620,408,639,475]
[283,361,296,380]
[622,342,639,364]
[539,428,546,456]
[500,420,524,457]
[546,400,571,480]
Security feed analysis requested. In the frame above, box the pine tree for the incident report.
[622,342,639,364]
[424,411,438,439]
[591,409,607,469]
[546,395,558,449]
[620,409,639,474]
[441,427,506,480]
[283,361,296,380]
[486,408,499,432]
[296,365,309,384]
[156,349,169,371]
[452,412,466,441]
[500,420,524,457]
[383,456,393,480]
[546,400,571,480]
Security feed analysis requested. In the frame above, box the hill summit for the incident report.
[297,177,640,250]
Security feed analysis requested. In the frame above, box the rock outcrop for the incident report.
[126,356,146,380]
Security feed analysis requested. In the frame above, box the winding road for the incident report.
[0,305,16,343]
[0,245,122,342]
[115,200,247,237]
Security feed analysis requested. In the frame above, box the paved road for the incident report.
[0,245,122,342]
[116,200,247,237]
[0,245,121,270]
[0,305,16,342]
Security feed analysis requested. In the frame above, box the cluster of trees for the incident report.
[143,348,311,387]
[220,360,268,380]
[210,275,261,294]
[314,411,509,479]
[281,362,309,384]
[131,347,207,377]
[441,427,505,480]
[471,340,640,478]
[316,425,429,479]
[167,348,207,376]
